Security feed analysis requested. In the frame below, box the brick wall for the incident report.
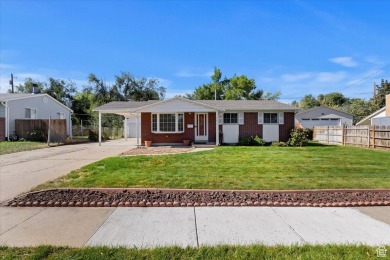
[141,111,295,144]
[239,112,263,138]
[208,112,216,142]
[279,112,295,142]
[141,112,195,144]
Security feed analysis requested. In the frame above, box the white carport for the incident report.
[93,100,159,146]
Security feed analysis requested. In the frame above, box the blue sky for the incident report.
[1,0,389,103]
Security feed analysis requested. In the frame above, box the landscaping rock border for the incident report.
[5,188,390,207]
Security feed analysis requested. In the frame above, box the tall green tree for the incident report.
[343,98,373,124]
[300,94,320,108]
[189,67,280,100]
[371,79,390,109]
[44,78,76,107]
[115,72,166,101]
[318,92,348,108]
[71,87,94,125]
[14,78,45,93]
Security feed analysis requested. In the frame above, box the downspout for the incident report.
[1,101,8,140]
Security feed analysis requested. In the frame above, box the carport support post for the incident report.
[136,112,139,146]
[216,111,219,145]
[98,111,102,146]
[124,117,127,141]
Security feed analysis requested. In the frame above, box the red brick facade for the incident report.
[141,112,217,144]
[239,112,263,138]
[279,112,295,142]
[141,111,294,144]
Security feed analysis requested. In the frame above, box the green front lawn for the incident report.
[36,143,390,190]
[0,141,48,155]
[0,245,385,259]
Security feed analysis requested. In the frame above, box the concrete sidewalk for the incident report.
[0,139,136,202]
[1,206,389,247]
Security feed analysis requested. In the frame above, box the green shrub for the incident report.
[26,128,46,142]
[271,141,288,147]
[88,130,98,141]
[238,135,265,146]
[287,128,311,147]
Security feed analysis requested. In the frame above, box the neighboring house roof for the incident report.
[296,106,353,118]
[0,93,46,102]
[356,107,386,126]
[0,93,73,112]
[93,97,297,113]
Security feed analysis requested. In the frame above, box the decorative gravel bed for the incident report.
[6,189,390,207]
[121,146,195,155]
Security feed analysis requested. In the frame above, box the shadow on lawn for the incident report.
[307,141,336,147]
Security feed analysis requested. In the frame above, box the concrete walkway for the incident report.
[0,206,389,247]
[0,139,136,202]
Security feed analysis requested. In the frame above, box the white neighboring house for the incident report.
[295,106,353,128]
[0,93,73,140]
[356,94,390,126]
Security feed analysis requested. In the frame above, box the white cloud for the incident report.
[281,72,312,82]
[329,56,358,67]
[315,71,347,83]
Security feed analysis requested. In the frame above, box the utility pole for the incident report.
[373,82,377,98]
[9,74,15,93]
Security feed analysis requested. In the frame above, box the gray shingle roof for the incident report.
[93,98,297,112]
[0,93,46,101]
[93,100,159,111]
[197,100,296,111]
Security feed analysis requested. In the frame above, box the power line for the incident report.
[339,64,389,91]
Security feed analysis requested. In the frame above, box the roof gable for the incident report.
[134,97,218,113]
[356,106,386,125]
[296,106,353,118]
[0,93,73,112]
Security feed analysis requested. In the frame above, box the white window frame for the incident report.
[263,112,278,124]
[58,112,65,119]
[223,113,238,124]
[25,108,37,119]
[151,113,184,133]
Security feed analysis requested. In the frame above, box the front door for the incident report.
[195,113,208,142]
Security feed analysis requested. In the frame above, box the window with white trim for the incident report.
[58,112,65,119]
[25,108,37,119]
[152,113,184,133]
[223,113,238,124]
[264,113,278,124]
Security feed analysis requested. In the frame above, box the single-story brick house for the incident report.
[93,97,297,145]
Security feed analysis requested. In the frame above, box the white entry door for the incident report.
[263,125,279,142]
[195,113,208,142]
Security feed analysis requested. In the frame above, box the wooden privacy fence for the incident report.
[15,119,67,143]
[313,125,390,149]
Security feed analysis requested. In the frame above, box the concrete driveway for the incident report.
[0,139,136,202]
